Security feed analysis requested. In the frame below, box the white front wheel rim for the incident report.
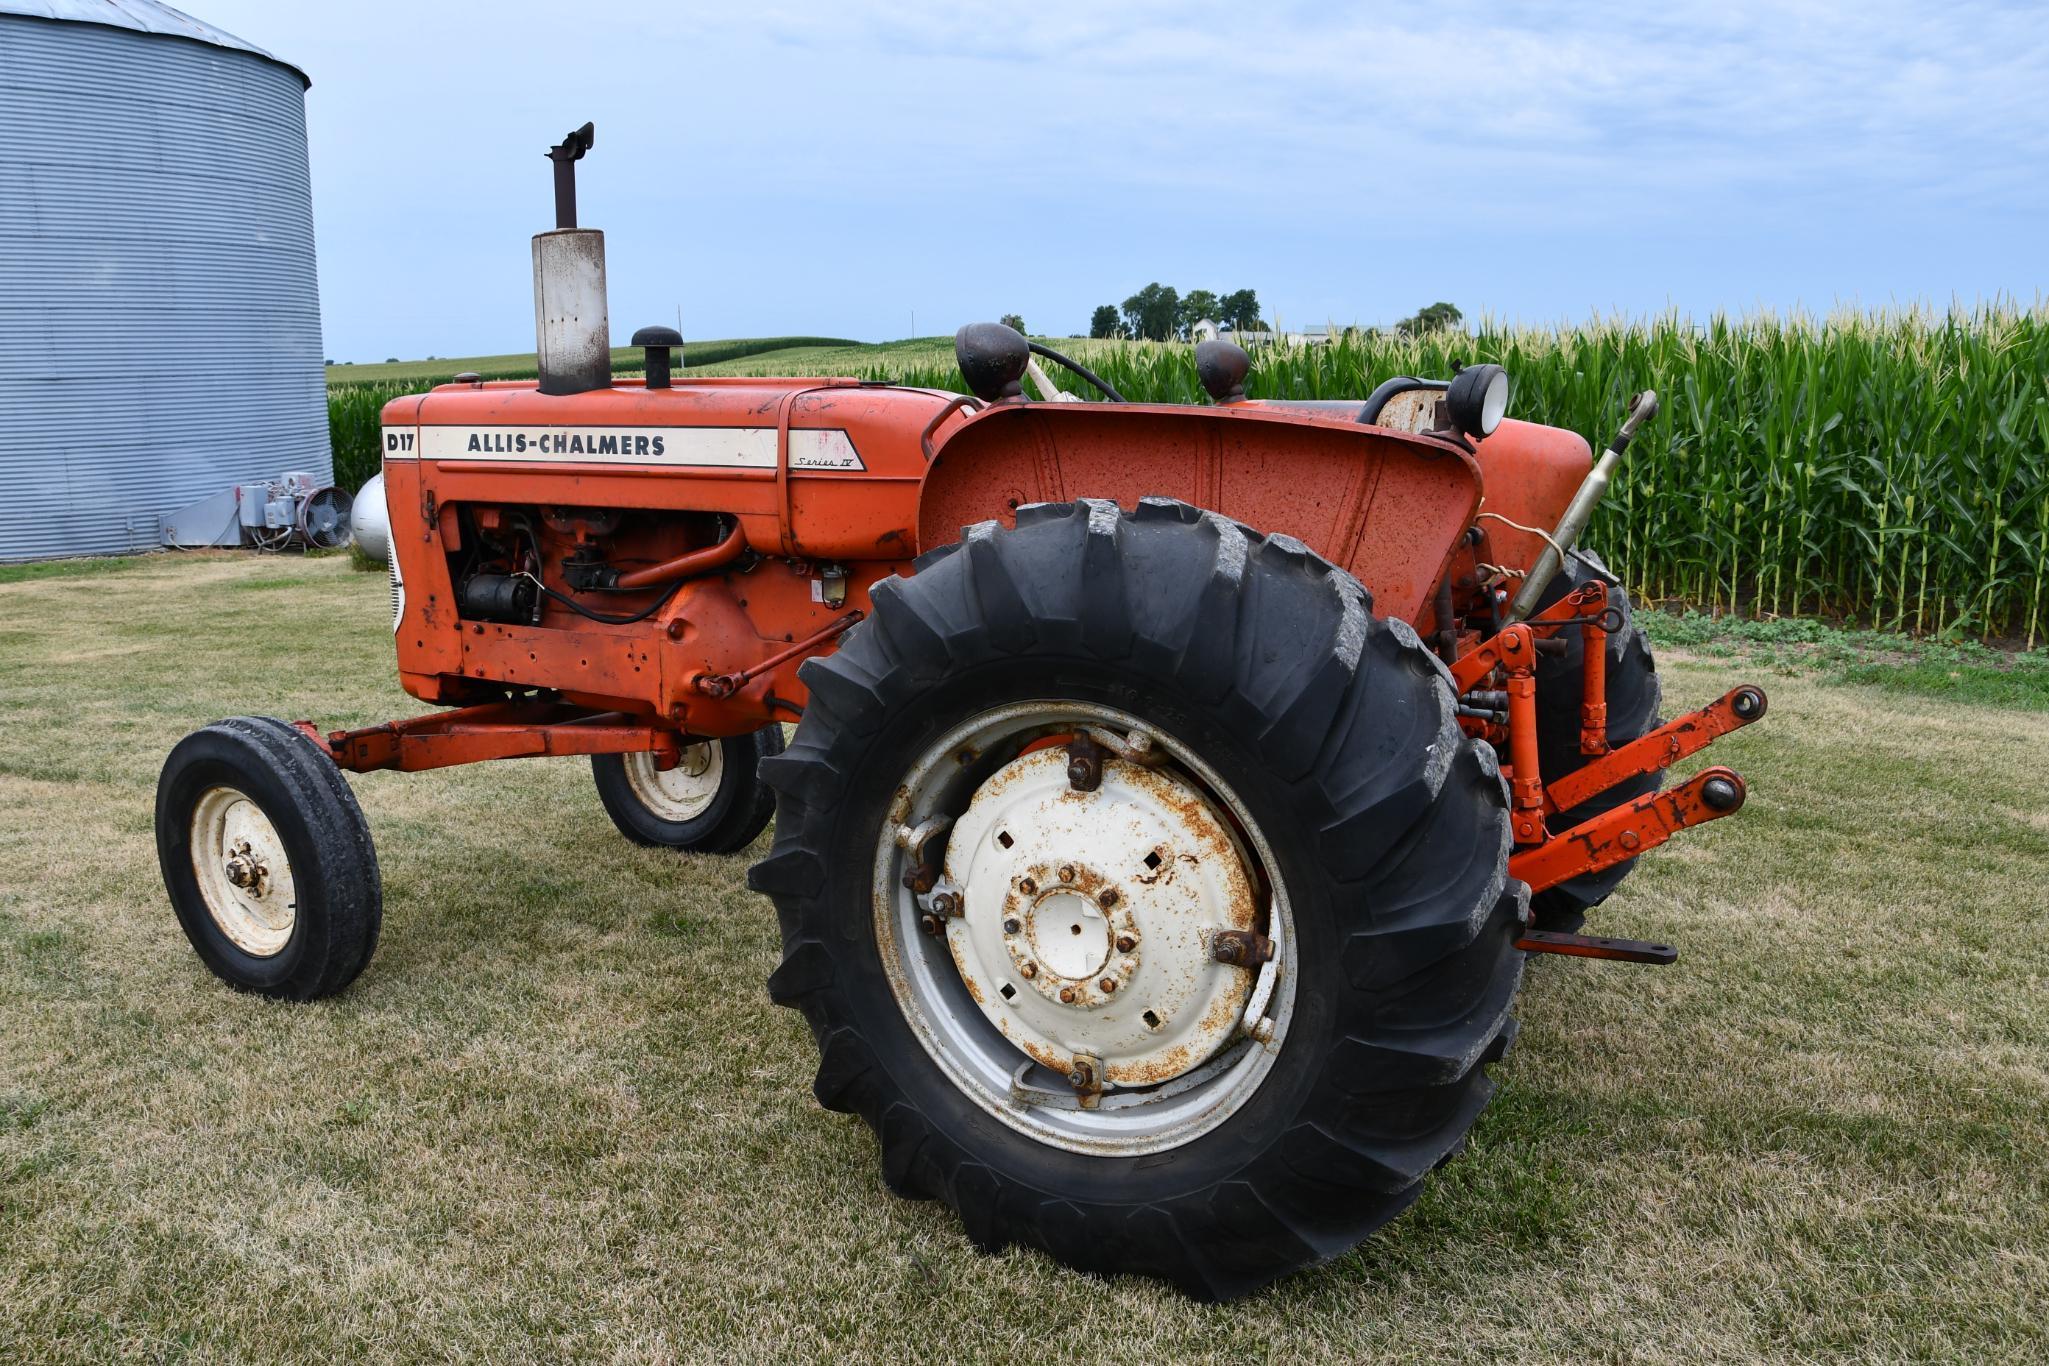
[623,743,723,822]
[189,785,298,957]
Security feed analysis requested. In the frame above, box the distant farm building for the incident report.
[1188,320,1341,346]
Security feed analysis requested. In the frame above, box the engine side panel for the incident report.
[377,378,951,732]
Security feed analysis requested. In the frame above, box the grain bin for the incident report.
[0,1,326,560]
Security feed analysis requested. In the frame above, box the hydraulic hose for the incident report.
[1027,343,1126,403]
[530,575,687,625]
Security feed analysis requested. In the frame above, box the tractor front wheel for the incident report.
[156,716,381,1001]
[590,727,784,854]
[751,499,1525,1300]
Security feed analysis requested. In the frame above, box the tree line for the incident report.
[1001,297,1465,342]
[1087,285,1265,341]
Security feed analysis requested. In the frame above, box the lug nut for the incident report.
[1018,877,1036,895]
[1059,865,1075,882]
[931,891,960,917]
[1059,986,1076,1003]
[1020,962,1037,978]
[1115,934,1136,953]
[1002,917,1021,935]
[1099,978,1117,993]
[1098,889,1119,909]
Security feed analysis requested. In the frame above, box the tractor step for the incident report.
[1516,930,1678,965]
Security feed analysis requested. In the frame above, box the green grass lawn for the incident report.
[3,554,2046,1360]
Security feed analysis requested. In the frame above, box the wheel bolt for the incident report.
[1099,978,1117,993]
[1002,917,1021,935]
[1059,986,1076,1003]
[918,913,944,937]
[1098,889,1119,908]
[1115,934,1136,953]
[1018,877,1036,895]
[1058,865,1075,882]
[1020,961,1037,978]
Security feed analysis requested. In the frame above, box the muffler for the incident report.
[533,121,610,396]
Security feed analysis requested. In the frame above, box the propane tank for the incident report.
[350,472,390,563]
[533,122,610,396]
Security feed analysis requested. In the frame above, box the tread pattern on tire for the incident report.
[590,726,785,855]
[1526,551,1663,931]
[749,497,1526,1300]
[156,716,381,1001]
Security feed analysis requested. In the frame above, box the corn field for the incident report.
[329,308,2049,642]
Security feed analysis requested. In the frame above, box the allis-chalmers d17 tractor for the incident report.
[156,125,1766,1299]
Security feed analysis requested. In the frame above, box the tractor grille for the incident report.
[389,551,405,634]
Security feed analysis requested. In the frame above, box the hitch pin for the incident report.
[1507,389,1659,621]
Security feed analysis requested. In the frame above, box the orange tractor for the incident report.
[156,124,1765,1298]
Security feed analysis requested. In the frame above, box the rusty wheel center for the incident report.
[874,701,1294,1157]
[1022,885,1113,980]
[188,785,298,958]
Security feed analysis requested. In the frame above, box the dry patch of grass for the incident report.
[2,555,2046,1361]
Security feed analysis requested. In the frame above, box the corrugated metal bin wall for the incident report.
[0,6,326,559]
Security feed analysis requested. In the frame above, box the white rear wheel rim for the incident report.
[189,785,298,957]
[623,743,723,822]
[874,701,1294,1157]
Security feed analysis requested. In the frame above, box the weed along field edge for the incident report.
[2,554,2046,1358]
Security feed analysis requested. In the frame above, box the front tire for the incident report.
[751,499,1525,1300]
[590,727,785,854]
[156,716,381,1001]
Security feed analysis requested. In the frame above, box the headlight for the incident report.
[1445,364,1509,438]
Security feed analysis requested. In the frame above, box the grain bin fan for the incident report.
[161,472,354,552]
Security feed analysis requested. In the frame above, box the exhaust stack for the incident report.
[533,122,610,396]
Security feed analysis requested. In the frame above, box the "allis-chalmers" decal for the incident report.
[381,426,864,471]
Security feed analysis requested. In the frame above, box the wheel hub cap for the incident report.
[189,785,297,957]
[942,747,1260,1089]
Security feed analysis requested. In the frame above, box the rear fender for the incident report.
[917,402,1480,626]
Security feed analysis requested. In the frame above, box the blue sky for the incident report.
[197,1,2049,362]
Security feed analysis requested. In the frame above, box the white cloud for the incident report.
[188,0,2049,352]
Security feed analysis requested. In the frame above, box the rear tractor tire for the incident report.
[590,726,785,854]
[751,498,1527,1300]
[156,716,382,1002]
[1526,550,1663,932]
